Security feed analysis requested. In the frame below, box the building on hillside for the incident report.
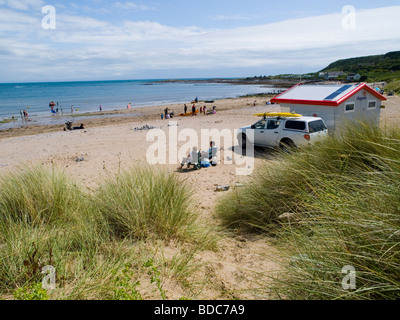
[270,83,387,132]
[347,73,361,81]
[326,71,345,80]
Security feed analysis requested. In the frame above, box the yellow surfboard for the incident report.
[254,112,303,118]
[180,110,199,117]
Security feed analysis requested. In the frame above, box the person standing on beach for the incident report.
[71,106,74,114]
[192,104,196,115]
[100,105,102,112]
[200,106,203,115]
[184,104,187,114]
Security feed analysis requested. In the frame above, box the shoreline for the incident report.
[1,92,398,141]
[0,80,286,127]
[0,95,277,140]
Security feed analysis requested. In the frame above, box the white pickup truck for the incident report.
[237,115,328,150]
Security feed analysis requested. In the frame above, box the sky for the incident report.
[0,0,400,83]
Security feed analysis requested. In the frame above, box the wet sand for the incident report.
[0,96,274,140]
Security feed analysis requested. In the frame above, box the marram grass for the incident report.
[217,121,400,299]
[94,166,198,241]
[0,166,105,292]
[0,166,85,226]
[0,165,208,299]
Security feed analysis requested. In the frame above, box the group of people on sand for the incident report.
[161,107,174,120]
[180,141,218,170]
[161,102,217,119]
[204,105,217,115]
[184,103,216,116]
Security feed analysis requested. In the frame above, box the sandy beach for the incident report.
[1,93,399,178]
[0,95,290,195]
[0,93,399,299]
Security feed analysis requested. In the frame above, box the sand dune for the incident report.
[0,94,398,299]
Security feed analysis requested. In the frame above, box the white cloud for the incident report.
[178,6,400,70]
[0,7,42,38]
[192,7,400,54]
[1,5,400,82]
[122,21,205,40]
[2,0,44,11]
[210,14,255,21]
[114,2,153,11]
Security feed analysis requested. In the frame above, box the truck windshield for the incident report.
[308,120,327,133]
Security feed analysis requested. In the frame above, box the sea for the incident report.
[0,79,285,130]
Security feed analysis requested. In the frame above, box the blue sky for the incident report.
[0,0,400,82]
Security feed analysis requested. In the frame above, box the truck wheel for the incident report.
[280,139,295,153]
[239,134,247,149]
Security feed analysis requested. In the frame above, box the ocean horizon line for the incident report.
[0,77,244,86]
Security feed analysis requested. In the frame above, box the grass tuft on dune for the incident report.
[0,165,212,299]
[217,121,400,299]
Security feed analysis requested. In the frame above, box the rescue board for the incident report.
[180,110,199,117]
[254,112,302,118]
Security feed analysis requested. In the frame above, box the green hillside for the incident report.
[321,51,400,83]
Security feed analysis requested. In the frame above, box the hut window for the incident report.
[368,101,376,109]
[345,103,355,112]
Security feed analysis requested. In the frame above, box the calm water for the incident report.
[0,79,284,129]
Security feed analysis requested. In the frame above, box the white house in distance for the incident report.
[347,73,361,81]
[270,83,387,132]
